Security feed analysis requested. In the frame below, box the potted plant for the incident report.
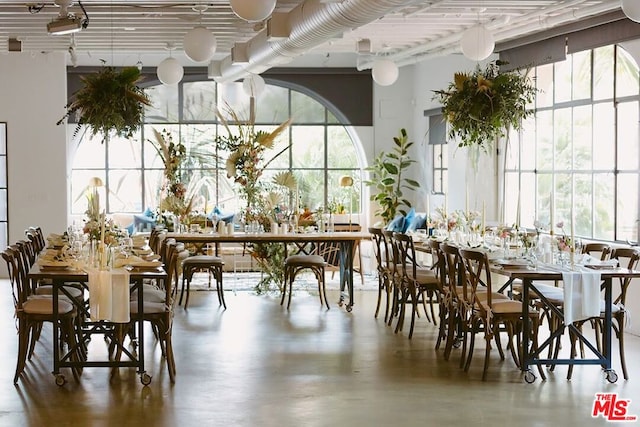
[58,63,152,141]
[433,60,537,152]
[365,128,420,224]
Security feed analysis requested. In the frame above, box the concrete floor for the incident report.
[1,281,639,427]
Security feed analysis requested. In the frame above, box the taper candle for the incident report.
[481,201,486,236]
[549,191,554,236]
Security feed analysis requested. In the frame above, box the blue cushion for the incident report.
[406,213,426,233]
[386,214,405,232]
[125,222,135,236]
[402,208,416,233]
[208,208,235,224]
[134,213,156,232]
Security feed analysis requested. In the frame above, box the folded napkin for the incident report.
[577,254,619,268]
[87,268,130,323]
[562,270,601,325]
[113,255,144,268]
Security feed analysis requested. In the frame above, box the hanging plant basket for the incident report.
[433,60,537,152]
[58,64,152,141]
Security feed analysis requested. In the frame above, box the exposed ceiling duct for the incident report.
[211,0,419,83]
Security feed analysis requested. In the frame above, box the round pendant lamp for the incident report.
[460,24,495,61]
[622,0,640,23]
[230,0,277,22]
[371,59,399,86]
[183,26,217,63]
[157,57,184,86]
[242,74,266,98]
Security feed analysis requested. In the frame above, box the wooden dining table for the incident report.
[27,263,167,386]
[491,263,640,384]
[166,231,370,312]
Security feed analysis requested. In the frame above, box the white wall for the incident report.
[0,52,69,275]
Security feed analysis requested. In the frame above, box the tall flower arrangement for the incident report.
[150,128,193,222]
[215,104,292,294]
[215,105,291,223]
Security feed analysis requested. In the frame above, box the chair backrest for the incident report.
[163,240,179,305]
[427,238,446,292]
[459,248,494,310]
[610,247,640,305]
[382,229,399,278]
[582,243,612,261]
[2,247,27,309]
[392,232,417,281]
[368,227,385,275]
[149,227,166,255]
[441,242,463,301]
[26,226,46,253]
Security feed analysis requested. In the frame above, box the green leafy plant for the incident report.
[58,64,152,141]
[433,60,537,151]
[365,128,420,224]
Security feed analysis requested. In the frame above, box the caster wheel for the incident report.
[346,305,353,313]
[140,373,152,386]
[453,339,463,349]
[55,374,66,386]
[606,370,618,383]
[524,370,536,384]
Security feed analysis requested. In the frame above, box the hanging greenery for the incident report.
[58,64,152,141]
[433,60,537,151]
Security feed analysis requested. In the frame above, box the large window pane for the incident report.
[572,50,591,101]
[573,105,592,171]
[554,108,572,170]
[617,101,639,171]
[616,48,640,98]
[593,102,615,170]
[617,173,638,241]
[593,45,614,100]
[183,81,217,121]
[291,125,325,169]
[108,170,142,212]
[594,172,614,240]
[292,90,325,123]
[145,84,179,123]
[554,59,571,104]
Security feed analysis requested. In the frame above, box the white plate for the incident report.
[128,260,163,268]
[38,259,71,267]
[494,259,529,269]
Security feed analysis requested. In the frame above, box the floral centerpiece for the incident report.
[433,60,537,152]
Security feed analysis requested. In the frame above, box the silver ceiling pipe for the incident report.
[212,0,418,83]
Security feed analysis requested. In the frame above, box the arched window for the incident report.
[504,44,640,242]
[70,79,366,225]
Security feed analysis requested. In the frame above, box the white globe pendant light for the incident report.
[183,26,217,63]
[242,74,266,98]
[157,57,184,86]
[622,0,640,23]
[460,24,495,61]
[230,0,277,22]
[371,59,399,86]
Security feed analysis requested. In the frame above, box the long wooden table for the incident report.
[166,231,370,312]
[492,264,640,383]
[27,264,167,386]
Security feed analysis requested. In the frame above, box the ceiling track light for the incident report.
[47,0,89,36]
